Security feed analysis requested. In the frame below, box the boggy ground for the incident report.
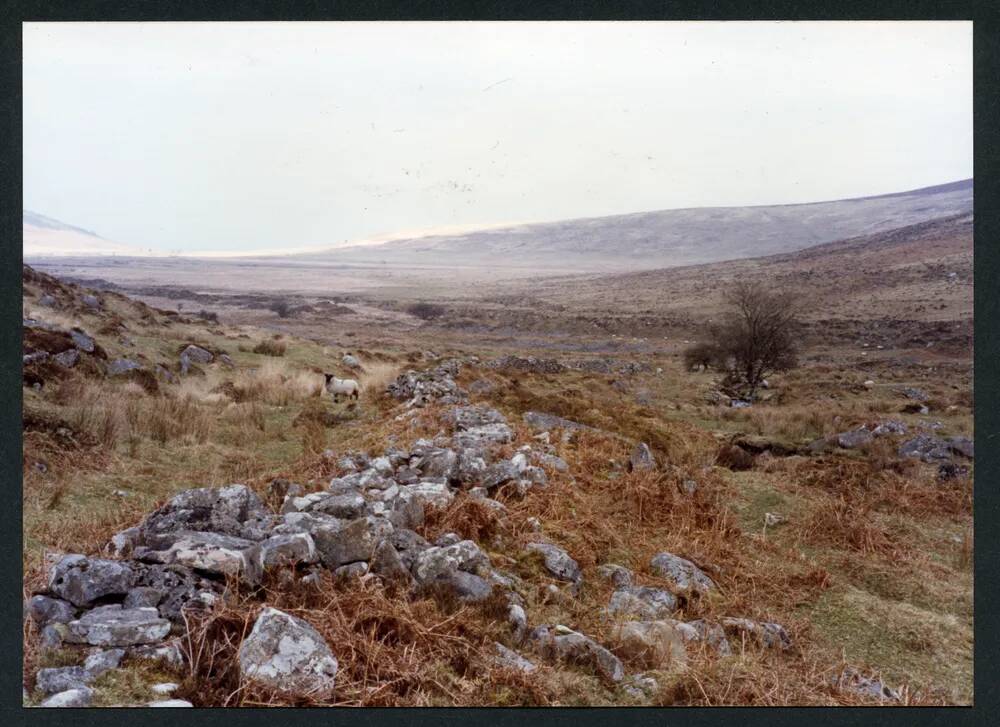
[21,265,973,706]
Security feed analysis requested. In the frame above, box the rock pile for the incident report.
[388,360,467,408]
[25,360,800,705]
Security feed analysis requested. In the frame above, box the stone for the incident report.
[334,562,368,579]
[481,460,521,490]
[453,423,515,448]
[48,554,136,607]
[836,428,874,449]
[720,617,792,650]
[83,648,125,676]
[40,687,93,707]
[445,405,509,431]
[526,542,581,584]
[397,481,455,510]
[151,682,179,695]
[81,294,101,309]
[26,595,76,627]
[508,604,528,640]
[948,436,974,459]
[597,564,634,589]
[410,447,458,480]
[273,511,345,537]
[455,448,489,485]
[283,491,366,519]
[649,552,715,594]
[872,419,907,436]
[835,667,901,702]
[435,571,493,602]
[607,586,678,620]
[614,620,689,668]
[35,666,92,696]
[536,453,569,472]
[70,329,96,353]
[65,605,171,647]
[53,348,80,368]
[898,386,929,401]
[523,466,548,489]
[258,533,318,570]
[140,484,271,541]
[123,587,165,609]
[109,527,141,558]
[394,467,420,485]
[659,619,728,655]
[129,639,185,669]
[181,344,214,365]
[107,358,143,375]
[494,642,536,673]
[38,293,58,307]
[628,443,656,472]
[312,515,393,569]
[412,540,489,583]
[369,539,411,582]
[136,530,263,585]
[531,625,624,682]
[40,623,67,649]
[133,564,222,622]
[898,434,956,463]
[342,353,362,369]
[148,699,194,707]
[622,673,660,699]
[764,512,786,528]
[238,607,338,697]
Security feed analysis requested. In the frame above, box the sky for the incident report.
[23,21,972,254]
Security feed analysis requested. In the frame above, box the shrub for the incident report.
[683,341,727,371]
[268,301,291,318]
[405,302,446,321]
[253,339,286,357]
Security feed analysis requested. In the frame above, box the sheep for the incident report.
[325,373,359,402]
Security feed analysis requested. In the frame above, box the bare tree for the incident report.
[695,281,798,398]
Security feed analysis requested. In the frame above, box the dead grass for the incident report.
[359,361,404,405]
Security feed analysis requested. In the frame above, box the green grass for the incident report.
[807,584,972,704]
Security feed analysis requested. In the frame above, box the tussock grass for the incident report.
[251,339,287,357]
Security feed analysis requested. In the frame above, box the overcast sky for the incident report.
[23,21,972,254]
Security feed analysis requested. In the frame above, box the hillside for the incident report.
[21,264,972,706]
[23,211,147,257]
[421,213,973,349]
[298,179,973,271]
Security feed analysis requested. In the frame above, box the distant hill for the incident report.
[300,179,973,272]
[23,211,147,257]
